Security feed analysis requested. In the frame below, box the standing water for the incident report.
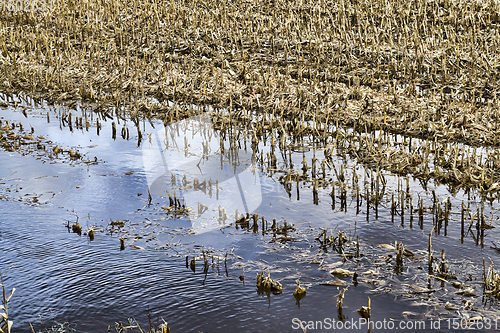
[1,95,500,332]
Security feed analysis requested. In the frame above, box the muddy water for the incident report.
[1,97,499,332]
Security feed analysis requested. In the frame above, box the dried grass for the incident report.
[0,0,499,141]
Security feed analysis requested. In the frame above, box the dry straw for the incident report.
[0,0,498,136]
[2,0,500,193]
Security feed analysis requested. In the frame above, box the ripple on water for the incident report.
[2,103,500,332]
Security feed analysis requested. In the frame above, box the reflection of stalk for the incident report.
[440,249,447,278]
[461,200,465,243]
[224,251,228,277]
[395,241,404,274]
[111,121,116,140]
[189,257,196,273]
[428,225,435,274]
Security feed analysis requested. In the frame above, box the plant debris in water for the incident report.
[256,269,283,295]
[2,0,500,329]
[0,117,93,165]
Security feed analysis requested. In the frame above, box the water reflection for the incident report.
[1,95,500,332]
[142,113,262,233]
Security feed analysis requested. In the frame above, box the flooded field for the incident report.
[2,0,500,331]
[1,93,500,332]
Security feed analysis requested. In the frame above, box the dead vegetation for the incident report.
[0,266,15,333]
[2,0,500,327]
[1,0,500,193]
[0,0,499,141]
[0,115,98,165]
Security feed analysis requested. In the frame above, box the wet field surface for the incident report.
[1,95,500,332]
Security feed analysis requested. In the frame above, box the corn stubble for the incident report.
[1,0,500,193]
[5,0,500,325]
[0,267,15,333]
